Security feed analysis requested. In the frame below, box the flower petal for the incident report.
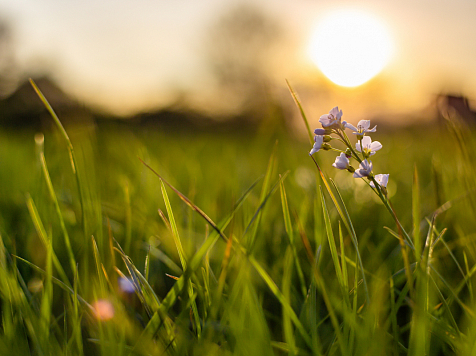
[369,141,382,152]
[357,120,370,130]
[309,135,324,155]
[353,160,372,177]
[345,122,358,131]
[332,153,349,169]
[361,136,372,147]
[329,107,342,119]
[319,115,331,127]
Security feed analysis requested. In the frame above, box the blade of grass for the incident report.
[91,236,106,295]
[430,265,475,318]
[280,177,307,298]
[139,157,230,243]
[160,178,201,337]
[413,165,422,263]
[320,187,348,306]
[286,80,313,145]
[160,179,188,269]
[209,228,234,324]
[134,165,258,346]
[249,256,313,349]
[282,246,297,356]
[114,242,159,315]
[463,251,473,304]
[29,77,84,215]
[26,194,71,288]
[429,274,460,334]
[295,237,346,356]
[312,161,369,305]
[246,141,278,252]
[243,172,289,243]
[389,277,400,356]
[123,182,132,256]
[144,245,151,282]
[40,152,77,278]
[30,78,88,283]
[39,229,53,340]
[14,256,93,311]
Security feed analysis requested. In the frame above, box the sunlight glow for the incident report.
[308,9,394,87]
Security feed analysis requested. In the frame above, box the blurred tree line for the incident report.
[0,17,18,98]
[0,6,290,132]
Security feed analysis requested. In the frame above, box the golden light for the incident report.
[308,9,394,87]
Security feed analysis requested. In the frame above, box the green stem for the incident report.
[337,128,415,297]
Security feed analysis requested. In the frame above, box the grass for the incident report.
[0,81,476,355]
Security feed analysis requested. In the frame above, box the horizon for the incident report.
[0,0,475,122]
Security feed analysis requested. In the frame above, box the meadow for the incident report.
[0,83,476,355]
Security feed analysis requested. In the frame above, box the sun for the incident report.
[308,9,394,87]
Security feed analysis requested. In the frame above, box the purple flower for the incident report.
[356,136,382,157]
[119,277,136,294]
[353,160,373,178]
[332,153,350,170]
[319,106,343,129]
[345,120,377,137]
[314,128,327,135]
[370,174,389,188]
[309,135,324,155]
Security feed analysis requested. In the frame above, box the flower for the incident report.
[356,136,382,157]
[332,153,350,170]
[345,120,377,137]
[353,160,373,178]
[309,135,324,155]
[370,174,389,188]
[118,277,136,294]
[319,106,343,129]
[314,128,327,135]
[92,299,114,321]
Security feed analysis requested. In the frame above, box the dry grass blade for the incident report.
[139,157,228,243]
[286,79,313,145]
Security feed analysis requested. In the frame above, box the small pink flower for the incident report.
[92,299,114,321]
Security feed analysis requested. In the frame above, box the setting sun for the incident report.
[308,9,394,87]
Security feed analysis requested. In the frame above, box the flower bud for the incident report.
[314,128,327,135]
[345,148,352,158]
[323,135,332,142]
[346,165,355,173]
[322,143,332,151]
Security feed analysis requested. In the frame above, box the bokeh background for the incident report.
[0,0,475,127]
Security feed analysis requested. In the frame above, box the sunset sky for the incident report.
[0,0,475,122]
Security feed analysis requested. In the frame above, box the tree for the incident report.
[205,4,284,118]
[0,18,17,97]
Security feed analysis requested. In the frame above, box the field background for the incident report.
[1,92,476,355]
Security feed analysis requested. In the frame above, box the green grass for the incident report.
[0,83,476,355]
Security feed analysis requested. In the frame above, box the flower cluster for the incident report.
[310,106,389,194]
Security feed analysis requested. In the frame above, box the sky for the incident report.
[0,0,475,122]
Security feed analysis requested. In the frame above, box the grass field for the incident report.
[0,83,476,355]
